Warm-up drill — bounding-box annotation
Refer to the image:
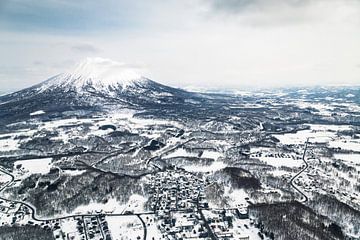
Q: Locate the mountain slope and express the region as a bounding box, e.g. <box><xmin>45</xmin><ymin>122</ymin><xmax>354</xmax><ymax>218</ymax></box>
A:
<box><xmin>0</xmin><ymin>58</ymin><xmax>202</xmax><ymax>124</ymax></box>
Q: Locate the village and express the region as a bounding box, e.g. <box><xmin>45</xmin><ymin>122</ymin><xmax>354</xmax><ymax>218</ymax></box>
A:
<box><xmin>147</xmin><ymin>167</ymin><xmax>264</xmax><ymax>240</ymax></box>
<box><xmin>0</xmin><ymin>165</ymin><xmax>265</xmax><ymax>240</ymax></box>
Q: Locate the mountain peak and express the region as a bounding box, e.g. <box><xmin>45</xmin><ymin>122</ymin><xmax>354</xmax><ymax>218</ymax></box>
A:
<box><xmin>70</xmin><ymin>57</ymin><xmax>143</xmax><ymax>85</ymax></box>
<box><xmin>41</xmin><ymin>58</ymin><xmax>147</xmax><ymax>92</ymax></box>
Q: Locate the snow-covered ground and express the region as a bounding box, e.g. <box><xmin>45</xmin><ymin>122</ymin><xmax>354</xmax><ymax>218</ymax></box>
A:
<box><xmin>165</xmin><ymin>148</ymin><xmax>198</xmax><ymax>158</ymax></box>
<box><xmin>334</xmin><ymin>153</ymin><xmax>360</xmax><ymax>164</ymax></box>
<box><xmin>143</xmin><ymin>214</ymin><xmax>163</xmax><ymax>240</ymax></box>
<box><xmin>295</xmin><ymin>102</ymin><xmax>335</xmax><ymax>117</ymax></box>
<box><xmin>62</xmin><ymin>169</ymin><xmax>87</xmax><ymax>176</ymax></box>
<box><xmin>274</xmin><ymin>124</ymin><xmax>359</xmax><ymax>152</ymax></box>
<box><xmin>201</xmin><ymin>150</ymin><xmax>222</xmax><ymax>160</ymax></box>
<box><xmin>225</xmin><ymin>188</ymin><xmax>250</xmax><ymax>208</ymax></box>
<box><xmin>183</xmin><ymin>161</ymin><xmax>227</xmax><ymax>173</ymax></box>
<box><xmin>0</xmin><ymin>135</ymin><xmax>20</xmax><ymax>151</ymax></box>
<box><xmin>329</xmin><ymin>139</ymin><xmax>360</xmax><ymax>152</ymax></box>
<box><xmin>250</xmin><ymin>147</ymin><xmax>302</xmax><ymax>168</ymax></box>
<box><xmin>72</xmin><ymin>194</ymin><xmax>147</xmax><ymax>215</ymax></box>
<box><xmin>106</xmin><ymin>215</ymin><xmax>144</xmax><ymax>240</ymax></box>
<box><xmin>257</xmin><ymin>155</ymin><xmax>302</xmax><ymax>168</ymax></box>
<box><xmin>30</xmin><ymin>110</ymin><xmax>45</xmax><ymax>116</ymax></box>
<box><xmin>14</xmin><ymin>158</ymin><xmax>52</xmax><ymax>177</ymax></box>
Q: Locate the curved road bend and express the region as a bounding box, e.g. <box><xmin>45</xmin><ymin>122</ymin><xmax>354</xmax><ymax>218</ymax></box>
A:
<box><xmin>145</xmin><ymin>137</ymin><xmax>197</xmax><ymax>167</ymax></box>
<box><xmin>136</xmin><ymin>214</ymin><xmax>147</xmax><ymax>240</ymax></box>
<box><xmin>290</xmin><ymin>137</ymin><xmax>309</xmax><ymax>203</ymax></box>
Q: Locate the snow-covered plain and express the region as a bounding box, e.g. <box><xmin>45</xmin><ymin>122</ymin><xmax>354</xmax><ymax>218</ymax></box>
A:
<box><xmin>14</xmin><ymin>158</ymin><xmax>52</xmax><ymax>176</ymax></box>
<box><xmin>72</xmin><ymin>194</ymin><xmax>147</xmax><ymax>215</ymax></box>
<box><xmin>334</xmin><ymin>153</ymin><xmax>360</xmax><ymax>164</ymax></box>
<box><xmin>274</xmin><ymin>124</ymin><xmax>356</xmax><ymax>147</ymax></box>
<box><xmin>30</xmin><ymin>110</ymin><xmax>45</xmax><ymax>116</ymax></box>
<box><xmin>183</xmin><ymin>161</ymin><xmax>227</xmax><ymax>173</ymax></box>
<box><xmin>106</xmin><ymin>215</ymin><xmax>144</xmax><ymax>240</ymax></box>
<box><xmin>258</xmin><ymin>155</ymin><xmax>302</xmax><ymax>167</ymax></box>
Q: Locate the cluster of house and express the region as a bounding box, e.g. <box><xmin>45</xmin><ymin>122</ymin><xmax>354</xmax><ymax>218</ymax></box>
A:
<box><xmin>203</xmin><ymin>209</ymin><xmax>251</xmax><ymax>239</ymax></box>
<box><xmin>148</xmin><ymin>168</ymin><xmax>208</xmax><ymax>212</ymax></box>
<box><xmin>0</xmin><ymin>201</ymin><xmax>24</xmax><ymax>226</ymax></box>
<box><xmin>295</xmin><ymin>163</ymin><xmax>359</xmax><ymax>205</ymax></box>
<box><xmin>53</xmin><ymin>215</ymin><xmax>112</xmax><ymax>240</ymax></box>
<box><xmin>148</xmin><ymin>168</ymin><xmax>210</xmax><ymax>238</ymax></box>
<box><xmin>147</xmin><ymin>168</ymin><xmax>254</xmax><ymax>239</ymax></box>
<box><xmin>250</xmin><ymin>151</ymin><xmax>301</xmax><ymax>160</ymax></box>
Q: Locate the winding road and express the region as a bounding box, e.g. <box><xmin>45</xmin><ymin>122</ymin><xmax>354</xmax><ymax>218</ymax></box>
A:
<box><xmin>289</xmin><ymin>138</ymin><xmax>309</xmax><ymax>203</ymax></box>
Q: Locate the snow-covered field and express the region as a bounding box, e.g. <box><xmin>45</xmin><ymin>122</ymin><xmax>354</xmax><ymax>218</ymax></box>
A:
<box><xmin>257</xmin><ymin>155</ymin><xmax>302</xmax><ymax>168</ymax></box>
<box><xmin>30</xmin><ymin>110</ymin><xmax>45</xmax><ymax>116</ymax></box>
<box><xmin>14</xmin><ymin>158</ymin><xmax>52</xmax><ymax>177</ymax></box>
<box><xmin>183</xmin><ymin>161</ymin><xmax>227</xmax><ymax>173</ymax></box>
<box><xmin>295</xmin><ymin>102</ymin><xmax>335</xmax><ymax>117</ymax></box>
<box><xmin>250</xmin><ymin>147</ymin><xmax>302</xmax><ymax>167</ymax></box>
<box><xmin>225</xmin><ymin>188</ymin><xmax>250</xmax><ymax>208</ymax></box>
<box><xmin>329</xmin><ymin>139</ymin><xmax>360</xmax><ymax>152</ymax></box>
<box><xmin>274</xmin><ymin>124</ymin><xmax>360</xmax><ymax>152</ymax></box>
<box><xmin>201</xmin><ymin>150</ymin><xmax>222</xmax><ymax>160</ymax></box>
<box><xmin>106</xmin><ymin>215</ymin><xmax>144</xmax><ymax>240</ymax></box>
<box><xmin>165</xmin><ymin>148</ymin><xmax>198</xmax><ymax>158</ymax></box>
<box><xmin>72</xmin><ymin>194</ymin><xmax>147</xmax><ymax>215</ymax></box>
<box><xmin>334</xmin><ymin>153</ymin><xmax>360</xmax><ymax>164</ymax></box>
<box><xmin>0</xmin><ymin>135</ymin><xmax>20</xmax><ymax>151</ymax></box>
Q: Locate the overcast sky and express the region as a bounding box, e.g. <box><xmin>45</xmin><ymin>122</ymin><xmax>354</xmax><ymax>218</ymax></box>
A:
<box><xmin>0</xmin><ymin>0</ymin><xmax>359</xmax><ymax>92</ymax></box>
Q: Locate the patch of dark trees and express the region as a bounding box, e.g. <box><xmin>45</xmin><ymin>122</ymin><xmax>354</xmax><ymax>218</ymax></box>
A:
<box><xmin>99</xmin><ymin>124</ymin><xmax>117</xmax><ymax>131</ymax></box>
<box><xmin>0</xmin><ymin>225</ymin><xmax>55</xmax><ymax>240</ymax></box>
<box><xmin>249</xmin><ymin>201</ymin><xmax>344</xmax><ymax>240</ymax></box>
<box><xmin>143</xmin><ymin>139</ymin><xmax>165</xmax><ymax>151</ymax></box>
<box><xmin>222</xmin><ymin>167</ymin><xmax>261</xmax><ymax>189</ymax></box>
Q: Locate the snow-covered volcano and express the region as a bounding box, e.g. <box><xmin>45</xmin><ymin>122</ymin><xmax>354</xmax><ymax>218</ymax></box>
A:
<box><xmin>40</xmin><ymin>58</ymin><xmax>148</xmax><ymax>93</ymax></box>
<box><xmin>0</xmin><ymin>58</ymin><xmax>201</xmax><ymax>124</ymax></box>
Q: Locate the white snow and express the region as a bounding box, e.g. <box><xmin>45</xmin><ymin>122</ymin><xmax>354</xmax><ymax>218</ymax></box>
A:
<box><xmin>334</xmin><ymin>153</ymin><xmax>360</xmax><ymax>164</ymax></box>
<box><xmin>62</xmin><ymin>169</ymin><xmax>87</xmax><ymax>176</ymax></box>
<box><xmin>106</xmin><ymin>215</ymin><xmax>144</xmax><ymax>240</ymax></box>
<box><xmin>165</xmin><ymin>148</ymin><xmax>198</xmax><ymax>158</ymax></box>
<box><xmin>73</xmin><ymin>198</ymin><xmax>124</xmax><ymax>214</ymax></box>
<box><xmin>295</xmin><ymin>102</ymin><xmax>335</xmax><ymax>116</ymax></box>
<box><xmin>183</xmin><ymin>161</ymin><xmax>227</xmax><ymax>172</ymax></box>
<box><xmin>0</xmin><ymin>170</ymin><xmax>12</xmax><ymax>185</ymax></box>
<box><xmin>251</xmin><ymin>147</ymin><xmax>301</xmax><ymax>167</ymax></box>
<box><xmin>14</xmin><ymin>158</ymin><xmax>52</xmax><ymax>176</ymax></box>
<box><xmin>41</xmin><ymin>57</ymin><xmax>147</xmax><ymax>92</ymax></box>
<box><xmin>225</xmin><ymin>188</ymin><xmax>250</xmax><ymax>208</ymax></box>
<box><xmin>0</xmin><ymin>135</ymin><xmax>20</xmax><ymax>151</ymax></box>
<box><xmin>72</xmin><ymin>194</ymin><xmax>147</xmax><ymax>215</ymax></box>
<box><xmin>144</xmin><ymin>214</ymin><xmax>163</xmax><ymax>239</ymax></box>
<box><xmin>30</xmin><ymin>110</ymin><xmax>45</xmax><ymax>116</ymax></box>
<box><xmin>258</xmin><ymin>155</ymin><xmax>302</xmax><ymax>167</ymax></box>
<box><xmin>271</xmin><ymin>169</ymin><xmax>292</xmax><ymax>177</ymax></box>
<box><xmin>329</xmin><ymin>139</ymin><xmax>360</xmax><ymax>151</ymax></box>
<box><xmin>201</xmin><ymin>150</ymin><xmax>222</xmax><ymax>160</ymax></box>
<box><xmin>273</xmin><ymin>124</ymin><xmax>353</xmax><ymax>145</ymax></box>
<box><xmin>309</xmin><ymin>124</ymin><xmax>352</xmax><ymax>132</ymax></box>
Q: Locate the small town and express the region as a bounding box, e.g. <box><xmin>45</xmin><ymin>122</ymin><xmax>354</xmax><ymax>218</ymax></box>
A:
<box><xmin>0</xmin><ymin>166</ymin><xmax>265</xmax><ymax>240</ymax></box>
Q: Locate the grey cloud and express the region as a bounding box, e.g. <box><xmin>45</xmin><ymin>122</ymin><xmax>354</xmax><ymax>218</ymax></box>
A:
<box><xmin>204</xmin><ymin>0</ymin><xmax>349</xmax><ymax>27</ymax></box>
<box><xmin>72</xmin><ymin>43</ymin><xmax>100</xmax><ymax>53</ymax></box>
<box><xmin>208</xmin><ymin>0</ymin><xmax>311</xmax><ymax>13</ymax></box>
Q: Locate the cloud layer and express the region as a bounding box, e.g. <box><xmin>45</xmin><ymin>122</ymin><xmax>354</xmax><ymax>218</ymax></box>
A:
<box><xmin>0</xmin><ymin>0</ymin><xmax>359</xmax><ymax>91</ymax></box>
